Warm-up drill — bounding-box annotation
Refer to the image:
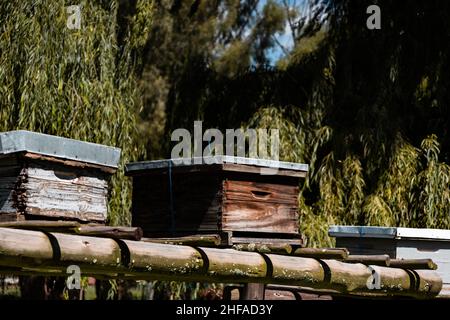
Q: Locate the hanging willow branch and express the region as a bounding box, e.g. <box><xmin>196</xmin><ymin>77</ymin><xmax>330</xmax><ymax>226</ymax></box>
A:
<box><xmin>0</xmin><ymin>0</ymin><xmax>154</xmax><ymax>226</ymax></box>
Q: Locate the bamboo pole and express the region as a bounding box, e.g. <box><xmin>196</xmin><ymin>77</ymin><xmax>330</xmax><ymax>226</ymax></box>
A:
<box><xmin>389</xmin><ymin>259</ymin><xmax>437</xmax><ymax>270</ymax></box>
<box><xmin>198</xmin><ymin>247</ymin><xmax>267</xmax><ymax>281</ymax></box>
<box><xmin>0</xmin><ymin>227</ymin><xmax>122</xmax><ymax>269</ymax></box>
<box><xmin>0</xmin><ymin>227</ymin><xmax>442</xmax><ymax>298</ymax></box>
<box><xmin>124</xmin><ymin>240</ymin><xmax>204</xmax><ymax>275</ymax></box>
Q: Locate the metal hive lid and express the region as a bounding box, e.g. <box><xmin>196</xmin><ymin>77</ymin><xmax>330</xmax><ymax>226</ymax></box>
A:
<box><xmin>126</xmin><ymin>156</ymin><xmax>309</xmax><ymax>173</ymax></box>
<box><xmin>0</xmin><ymin>130</ymin><xmax>121</xmax><ymax>168</ymax></box>
<box><xmin>328</xmin><ymin>225</ymin><xmax>397</xmax><ymax>239</ymax></box>
<box><xmin>329</xmin><ymin>225</ymin><xmax>450</xmax><ymax>241</ymax></box>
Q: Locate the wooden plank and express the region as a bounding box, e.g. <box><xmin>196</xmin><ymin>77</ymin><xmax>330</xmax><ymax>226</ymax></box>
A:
<box><xmin>126</xmin><ymin>163</ymin><xmax>223</xmax><ymax>176</ymax></box>
<box><xmin>24</xmin><ymin>165</ymin><xmax>107</xmax><ymax>222</ymax></box>
<box><xmin>222</xmin><ymin>163</ymin><xmax>307</xmax><ymax>178</ymax></box>
<box><xmin>25</xmin><ymin>208</ymin><xmax>105</xmax><ymax>223</ymax></box>
<box><xmin>231</xmin><ymin>235</ymin><xmax>303</xmax><ymax>246</ymax></box>
<box><xmin>222</xmin><ymin>179</ymin><xmax>299</xmax><ymax>234</ymax></box>
<box><xmin>293</xmin><ymin>248</ymin><xmax>349</xmax><ymax>259</ymax></box>
<box><xmin>222</xmin><ymin>202</ymin><xmax>298</xmax><ymax>234</ymax></box>
<box><xmin>76</xmin><ymin>226</ymin><xmax>143</xmax><ymax>241</ymax></box>
<box><xmin>0</xmin><ymin>213</ymin><xmax>23</xmax><ymax>222</ymax></box>
<box><xmin>345</xmin><ymin>255</ymin><xmax>390</xmax><ymax>266</ymax></box>
<box><xmin>0</xmin><ymin>175</ymin><xmax>21</xmax><ymax>217</ymax></box>
<box><xmin>141</xmin><ymin>234</ymin><xmax>222</xmax><ymax>246</ymax></box>
<box><xmin>0</xmin><ymin>221</ymin><xmax>142</xmax><ymax>240</ymax></box>
<box><xmin>232</xmin><ymin>243</ymin><xmax>293</xmax><ymax>254</ymax></box>
<box><xmin>24</xmin><ymin>152</ymin><xmax>117</xmax><ymax>174</ymax></box>
<box><xmin>389</xmin><ymin>259</ymin><xmax>437</xmax><ymax>270</ymax></box>
<box><xmin>0</xmin><ymin>220</ymin><xmax>81</xmax><ymax>230</ymax></box>
<box><xmin>223</xmin><ymin>180</ymin><xmax>299</xmax><ymax>203</ymax></box>
<box><xmin>241</xmin><ymin>283</ymin><xmax>265</xmax><ymax>300</ymax></box>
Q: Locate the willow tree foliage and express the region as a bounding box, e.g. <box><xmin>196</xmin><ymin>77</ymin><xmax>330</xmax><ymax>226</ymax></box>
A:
<box><xmin>135</xmin><ymin>0</ymin><xmax>287</xmax><ymax>158</ymax></box>
<box><xmin>134</xmin><ymin>0</ymin><xmax>450</xmax><ymax>247</ymax></box>
<box><xmin>0</xmin><ymin>0</ymin><xmax>153</xmax><ymax>225</ymax></box>
<box><xmin>245</xmin><ymin>0</ymin><xmax>450</xmax><ymax>246</ymax></box>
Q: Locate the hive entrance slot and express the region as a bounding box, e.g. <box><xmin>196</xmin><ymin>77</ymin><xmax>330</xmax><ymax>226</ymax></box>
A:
<box><xmin>251</xmin><ymin>190</ymin><xmax>271</xmax><ymax>199</ymax></box>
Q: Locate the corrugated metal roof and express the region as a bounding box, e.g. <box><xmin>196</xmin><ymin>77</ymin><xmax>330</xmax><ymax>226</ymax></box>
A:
<box><xmin>0</xmin><ymin>130</ymin><xmax>121</xmax><ymax>168</ymax></box>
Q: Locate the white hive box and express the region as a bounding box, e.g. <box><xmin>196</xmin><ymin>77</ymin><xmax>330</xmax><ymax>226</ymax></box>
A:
<box><xmin>0</xmin><ymin>131</ymin><xmax>121</xmax><ymax>223</ymax></box>
<box><xmin>329</xmin><ymin>225</ymin><xmax>450</xmax><ymax>294</ymax></box>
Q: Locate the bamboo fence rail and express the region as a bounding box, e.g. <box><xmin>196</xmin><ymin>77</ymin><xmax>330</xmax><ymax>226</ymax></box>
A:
<box><xmin>0</xmin><ymin>227</ymin><xmax>442</xmax><ymax>299</ymax></box>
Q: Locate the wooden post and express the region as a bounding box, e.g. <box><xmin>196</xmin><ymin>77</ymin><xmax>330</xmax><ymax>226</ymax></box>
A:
<box><xmin>242</xmin><ymin>283</ymin><xmax>265</xmax><ymax>300</ymax></box>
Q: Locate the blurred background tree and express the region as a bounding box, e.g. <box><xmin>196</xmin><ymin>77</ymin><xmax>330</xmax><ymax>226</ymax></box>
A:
<box><xmin>0</xmin><ymin>0</ymin><xmax>153</xmax><ymax>225</ymax></box>
<box><xmin>272</xmin><ymin>0</ymin><xmax>450</xmax><ymax>245</ymax></box>
<box><xmin>136</xmin><ymin>0</ymin><xmax>287</xmax><ymax>158</ymax></box>
<box><xmin>135</xmin><ymin>0</ymin><xmax>450</xmax><ymax>246</ymax></box>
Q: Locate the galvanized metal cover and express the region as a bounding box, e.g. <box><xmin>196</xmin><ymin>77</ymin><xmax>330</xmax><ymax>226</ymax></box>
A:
<box><xmin>0</xmin><ymin>130</ymin><xmax>121</xmax><ymax>168</ymax></box>
<box><xmin>329</xmin><ymin>225</ymin><xmax>450</xmax><ymax>241</ymax></box>
<box><xmin>125</xmin><ymin>156</ymin><xmax>309</xmax><ymax>173</ymax></box>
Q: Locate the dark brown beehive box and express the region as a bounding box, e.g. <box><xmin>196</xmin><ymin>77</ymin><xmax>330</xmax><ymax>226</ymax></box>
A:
<box><xmin>0</xmin><ymin>131</ymin><xmax>121</xmax><ymax>223</ymax></box>
<box><xmin>126</xmin><ymin>156</ymin><xmax>308</xmax><ymax>245</ymax></box>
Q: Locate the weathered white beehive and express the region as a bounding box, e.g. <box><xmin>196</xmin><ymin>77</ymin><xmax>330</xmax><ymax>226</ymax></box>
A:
<box><xmin>329</xmin><ymin>225</ymin><xmax>450</xmax><ymax>294</ymax></box>
<box><xmin>0</xmin><ymin>131</ymin><xmax>120</xmax><ymax>223</ymax></box>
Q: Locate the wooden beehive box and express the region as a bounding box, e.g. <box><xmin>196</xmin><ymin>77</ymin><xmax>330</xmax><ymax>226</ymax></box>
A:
<box><xmin>0</xmin><ymin>131</ymin><xmax>121</xmax><ymax>223</ymax></box>
<box><xmin>329</xmin><ymin>225</ymin><xmax>450</xmax><ymax>294</ymax></box>
<box><xmin>126</xmin><ymin>156</ymin><xmax>308</xmax><ymax>245</ymax></box>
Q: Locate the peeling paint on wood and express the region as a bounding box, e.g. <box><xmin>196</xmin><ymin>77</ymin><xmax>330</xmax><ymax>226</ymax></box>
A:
<box><xmin>0</xmin><ymin>154</ymin><xmax>113</xmax><ymax>223</ymax></box>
